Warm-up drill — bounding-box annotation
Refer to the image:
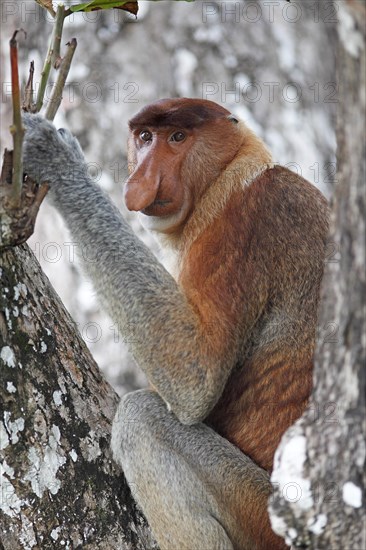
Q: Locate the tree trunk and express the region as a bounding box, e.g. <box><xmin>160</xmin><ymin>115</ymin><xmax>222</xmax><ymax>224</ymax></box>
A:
<box><xmin>269</xmin><ymin>1</ymin><xmax>365</xmax><ymax>548</ymax></box>
<box><xmin>0</xmin><ymin>244</ymin><xmax>157</xmax><ymax>549</ymax></box>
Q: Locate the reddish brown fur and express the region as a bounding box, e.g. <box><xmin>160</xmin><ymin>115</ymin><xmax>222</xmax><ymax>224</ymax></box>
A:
<box><xmin>189</xmin><ymin>167</ymin><xmax>328</xmax><ymax>471</ymax></box>
<box><xmin>129</xmin><ymin>97</ymin><xmax>232</xmax><ymax>130</ymax></box>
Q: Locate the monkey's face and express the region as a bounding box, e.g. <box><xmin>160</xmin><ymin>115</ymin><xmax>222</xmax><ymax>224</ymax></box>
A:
<box><xmin>124</xmin><ymin>98</ymin><xmax>243</xmax><ymax>235</ymax></box>
<box><xmin>125</xmin><ymin>127</ymin><xmax>195</xmax><ymax>234</ymax></box>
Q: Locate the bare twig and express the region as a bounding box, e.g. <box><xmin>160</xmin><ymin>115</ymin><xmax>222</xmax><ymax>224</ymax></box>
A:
<box><xmin>50</xmin><ymin>8</ymin><xmax>65</xmax><ymax>69</ymax></box>
<box><xmin>1</xmin><ymin>3</ymin><xmax>79</xmax><ymax>249</ymax></box>
<box><xmin>9</xmin><ymin>29</ymin><xmax>26</xmax><ymax>208</ymax></box>
<box><xmin>24</xmin><ymin>182</ymin><xmax>50</xmax><ymax>228</ymax></box>
<box><xmin>36</xmin><ymin>4</ymin><xmax>66</xmax><ymax>112</ymax></box>
<box><xmin>45</xmin><ymin>38</ymin><xmax>77</xmax><ymax>121</ymax></box>
<box><xmin>35</xmin><ymin>0</ymin><xmax>56</xmax><ymax>18</ymax></box>
<box><xmin>23</xmin><ymin>61</ymin><xmax>35</xmax><ymax>112</ymax></box>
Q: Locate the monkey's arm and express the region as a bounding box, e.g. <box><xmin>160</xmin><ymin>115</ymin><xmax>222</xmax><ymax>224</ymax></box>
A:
<box><xmin>21</xmin><ymin>115</ymin><xmax>260</xmax><ymax>423</ymax></box>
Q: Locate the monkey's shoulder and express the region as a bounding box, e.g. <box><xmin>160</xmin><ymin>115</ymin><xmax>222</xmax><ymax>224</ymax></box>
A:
<box><xmin>247</xmin><ymin>165</ymin><xmax>330</xmax><ymax>237</ymax></box>
<box><xmin>256</xmin><ymin>165</ymin><xmax>328</xmax><ymax>210</ymax></box>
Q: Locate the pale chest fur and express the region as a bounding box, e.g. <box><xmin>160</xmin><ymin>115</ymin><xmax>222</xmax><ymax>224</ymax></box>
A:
<box><xmin>159</xmin><ymin>246</ymin><xmax>181</xmax><ymax>281</ymax></box>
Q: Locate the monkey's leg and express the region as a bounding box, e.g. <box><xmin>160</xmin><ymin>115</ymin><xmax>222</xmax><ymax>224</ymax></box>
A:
<box><xmin>111</xmin><ymin>389</ymin><xmax>285</xmax><ymax>550</ymax></box>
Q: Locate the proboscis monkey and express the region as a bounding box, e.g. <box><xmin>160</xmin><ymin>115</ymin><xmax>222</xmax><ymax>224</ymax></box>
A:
<box><xmin>22</xmin><ymin>98</ymin><xmax>329</xmax><ymax>550</ymax></box>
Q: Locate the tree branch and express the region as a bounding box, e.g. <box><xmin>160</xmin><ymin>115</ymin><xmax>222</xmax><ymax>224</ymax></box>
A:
<box><xmin>36</xmin><ymin>4</ymin><xmax>66</xmax><ymax>112</ymax></box>
<box><xmin>45</xmin><ymin>38</ymin><xmax>77</xmax><ymax>121</ymax></box>
<box><xmin>9</xmin><ymin>30</ymin><xmax>25</xmax><ymax>208</ymax></box>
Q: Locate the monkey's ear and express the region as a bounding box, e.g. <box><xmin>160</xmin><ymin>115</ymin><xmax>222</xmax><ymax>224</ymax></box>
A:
<box><xmin>227</xmin><ymin>115</ymin><xmax>239</xmax><ymax>124</ymax></box>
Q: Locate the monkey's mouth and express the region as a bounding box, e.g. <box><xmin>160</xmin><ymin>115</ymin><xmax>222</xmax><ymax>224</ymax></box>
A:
<box><xmin>141</xmin><ymin>199</ymin><xmax>173</xmax><ymax>216</ymax></box>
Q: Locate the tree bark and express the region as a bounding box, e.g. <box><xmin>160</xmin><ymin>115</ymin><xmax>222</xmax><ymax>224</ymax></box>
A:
<box><xmin>0</xmin><ymin>244</ymin><xmax>157</xmax><ymax>549</ymax></box>
<box><xmin>269</xmin><ymin>1</ymin><xmax>365</xmax><ymax>548</ymax></box>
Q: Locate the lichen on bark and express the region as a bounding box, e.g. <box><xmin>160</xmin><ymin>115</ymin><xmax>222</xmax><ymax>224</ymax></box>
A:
<box><xmin>0</xmin><ymin>244</ymin><xmax>157</xmax><ymax>549</ymax></box>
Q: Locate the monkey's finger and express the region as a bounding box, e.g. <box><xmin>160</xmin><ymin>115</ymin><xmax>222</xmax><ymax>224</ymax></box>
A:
<box><xmin>58</xmin><ymin>127</ymin><xmax>75</xmax><ymax>144</ymax></box>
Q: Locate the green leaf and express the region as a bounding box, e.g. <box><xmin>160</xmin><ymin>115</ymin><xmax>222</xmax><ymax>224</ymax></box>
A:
<box><xmin>69</xmin><ymin>1</ymin><xmax>138</xmax><ymax>14</ymax></box>
<box><xmin>68</xmin><ymin>0</ymin><xmax>194</xmax><ymax>14</ymax></box>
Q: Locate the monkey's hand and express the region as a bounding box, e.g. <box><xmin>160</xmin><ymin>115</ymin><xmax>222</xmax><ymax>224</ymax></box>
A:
<box><xmin>22</xmin><ymin>113</ymin><xmax>87</xmax><ymax>191</ymax></box>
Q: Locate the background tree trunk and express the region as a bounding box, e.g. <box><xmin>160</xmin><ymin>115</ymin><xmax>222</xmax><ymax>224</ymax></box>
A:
<box><xmin>269</xmin><ymin>1</ymin><xmax>365</xmax><ymax>548</ymax></box>
<box><xmin>0</xmin><ymin>245</ymin><xmax>157</xmax><ymax>549</ymax></box>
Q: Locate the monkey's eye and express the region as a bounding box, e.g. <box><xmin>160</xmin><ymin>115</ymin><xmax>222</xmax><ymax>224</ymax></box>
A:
<box><xmin>170</xmin><ymin>131</ymin><xmax>186</xmax><ymax>143</ymax></box>
<box><xmin>140</xmin><ymin>130</ymin><xmax>152</xmax><ymax>142</ymax></box>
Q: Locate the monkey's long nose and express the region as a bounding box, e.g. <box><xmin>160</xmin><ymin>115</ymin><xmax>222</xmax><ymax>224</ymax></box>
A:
<box><xmin>124</xmin><ymin>172</ymin><xmax>160</xmax><ymax>211</ymax></box>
